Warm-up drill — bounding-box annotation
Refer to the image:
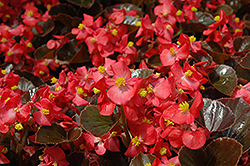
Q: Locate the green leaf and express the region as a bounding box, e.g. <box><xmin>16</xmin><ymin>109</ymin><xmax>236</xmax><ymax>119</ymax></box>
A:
<box><xmin>35</xmin><ymin>123</ymin><xmax>81</xmax><ymax>144</ymax></box>
<box><xmin>205</xmin><ymin>137</ymin><xmax>242</xmax><ymax>166</ymax></box>
<box><xmin>80</xmin><ymin>105</ymin><xmax>120</xmax><ymax>137</ymax></box>
<box><xmin>178</xmin><ymin>146</ymin><xmax>207</xmax><ymax>166</ymax></box>
<box><xmin>197</xmin><ymin>98</ymin><xmax>235</xmax><ymax>133</ymax></box>
<box><xmin>66</xmin><ymin>0</ymin><xmax>94</xmax><ymax>8</ymax></box>
<box><xmin>219</xmin><ymin>97</ymin><xmax>250</xmax><ymax>152</ymax></box>
<box><xmin>131</xmin><ymin>69</ymin><xmax>154</xmax><ymax>78</ymax></box>
<box><xmin>208</xmin><ymin>64</ymin><xmax>237</xmax><ymax>96</ymax></box>
<box><xmin>129</xmin><ymin>153</ymin><xmax>155</xmax><ymax>166</ymax></box>
<box><xmin>36</xmin><ymin>123</ymin><xmax>67</xmax><ymax>144</ymax></box>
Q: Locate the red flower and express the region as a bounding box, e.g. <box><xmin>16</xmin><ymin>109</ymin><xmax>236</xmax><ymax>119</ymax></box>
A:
<box><xmin>21</xmin><ymin>3</ymin><xmax>41</xmax><ymax>27</ymax></box>
<box><xmin>4</xmin><ymin>43</ymin><xmax>24</xmax><ymax>64</ymax></box>
<box><xmin>106</xmin><ymin>61</ymin><xmax>138</xmax><ymax>105</ymax></box>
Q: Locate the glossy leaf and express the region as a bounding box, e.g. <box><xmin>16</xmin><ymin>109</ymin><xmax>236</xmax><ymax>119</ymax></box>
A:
<box><xmin>66</xmin><ymin>0</ymin><xmax>94</xmax><ymax>8</ymax></box>
<box><xmin>55</xmin><ymin>39</ymin><xmax>81</xmax><ymax>65</ymax></box>
<box><xmin>18</xmin><ymin>77</ymin><xmax>35</xmax><ymax>92</ymax></box>
<box><xmin>180</xmin><ymin>22</ymin><xmax>207</xmax><ymax>33</ymax></box>
<box><xmin>219</xmin><ymin>97</ymin><xmax>250</xmax><ymax>152</ymax></box>
<box><xmin>243</xmin><ymin>13</ymin><xmax>250</xmax><ymax>30</ymax></box>
<box><xmin>178</xmin><ymin>146</ymin><xmax>206</xmax><ymax>166</ymax></box>
<box><xmin>214</xmin><ymin>4</ymin><xmax>233</xmax><ymax>16</ymax></box>
<box><xmin>195</xmin><ymin>11</ymin><xmax>215</xmax><ymax>26</ymax></box>
<box><xmin>53</xmin><ymin>13</ymin><xmax>82</xmax><ymax>30</ymax></box>
<box><xmin>205</xmin><ymin>137</ymin><xmax>242</xmax><ymax>166</ymax></box>
<box><xmin>236</xmin><ymin>63</ymin><xmax>250</xmax><ymax>81</ymax></box>
<box><xmin>49</xmin><ymin>4</ymin><xmax>77</xmax><ymax>17</ymax></box>
<box><xmin>239</xmin><ymin>52</ymin><xmax>250</xmax><ymax>70</ymax></box>
<box><xmin>105</xmin><ymin>3</ymin><xmax>143</xmax><ymax>17</ymax></box>
<box><xmin>233</xmin><ymin>36</ymin><xmax>250</xmax><ymax>53</ymax></box>
<box><xmin>36</xmin><ymin>123</ymin><xmax>81</xmax><ymax>144</ymax></box>
<box><xmin>202</xmin><ymin>41</ymin><xmax>231</xmax><ymax>64</ymax></box>
<box><xmin>67</xmin><ymin>152</ymin><xmax>89</xmax><ymax>166</ymax></box>
<box><xmin>197</xmin><ymin>98</ymin><xmax>235</xmax><ymax>133</ymax></box>
<box><xmin>34</xmin><ymin>44</ymin><xmax>55</xmax><ymax>60</ymax></box>
<box><xmin>80</xmin><ymin>105</ymin><xmax>120</xmax><ymax>137</ymax></box>
<box><xmin>14</xmin><ymin>70</ymin><xmax>44</xmax><ymax>87</ymax></box>
<box><xmin>36</xmin><ymin>123</ymin><xmax>67</xmax><ymax>144</ymax></box>
<box><xmin>130</xmin><ymin>153</ymin><xmax>155</xmax><ymax>166</ymax></box>
<box><xmin>131</xmin><ymin>69</ymin><xmax>153</xmax><ymax>78</ymax></box>
<box><xmin>208</xmin><ymin>64</ymin><xmax>237</xmax><ymax>96</ymax></box>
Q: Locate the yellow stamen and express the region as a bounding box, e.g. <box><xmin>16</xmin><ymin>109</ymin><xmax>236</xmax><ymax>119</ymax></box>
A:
<box><xmin>168</xmin><ymin>163</ymin><xmax>175</xmax><ymax>166</ymax></box>
<box><xmin>15</xmin><ymin>123</ymin><xmax>24</xmax><ymax>131</ymax></box>
<box><xmin>169</xmin><ymin>47</ymin><xmax>175</xmax><ymax>55</ymax></box>
<box><xmin>238</xmin><ymin>84</ymin><xmax>242</xmax><ymax>89</ymax></box>
<box><xmin>176</xmin><ymin>10</ymin><xmax>182</xmax><ymax>16</ymax></box>
<box><xmin>46</xmin><ymin>4</ymin><xmax>51</xmax><ymax>10</ymax></box>
<box><xmin>135</xmin><ymin>21</ymin><xmax>141</xmax><ymax>27</ymax></box>
<box><xmin>1</xmin><ymin>70</ymin><xmax>7</xmax><ymax>75</ymax></box>
<box><xmin>127</xmin><ymin>41</ymin><xmax>134</xmax><ymax>47</ymax></box>
<box><xmin>189</xmin><ymin>35</ymin><xmax>196</xmax><ymax>43</ymax></box>
<box><xmin>42</xmin><ymin>109</ymin><xmax>50</xmax><ymax>115</ymax></box>
<box><xmin>179</xmin><ymin>101</ymin><xmax>189</xmax><ymax>113</ymax></box>
<box><xmin>214</xmin><ymin>16</ymin><xmax>220</xmax><ymax>22</ymax></box>
<box><xmin>77</xmin><ymin>88</ymin><xmax>84</xmax><ymax>95</ymax></box>
<box><xmin>51</xmin><ymin>77</ymin><xmax>57</xmax><ymax>84</ymax></box>
<box><xmin>27</xmin><ymin>11</ymin><xmax>33</xmax><ymax>16</ymax></box>
<box><xmin>1</xmin><ymin>38</ymin><xmax>6</xmax><ymax>43</ymax></box>
<box><xmin>159</xmin><ymin>147</ymin><xmax>167</xmax><ymax>155</ymax></box>
<box><xmin>91</xmin><ymin>38</ymin><xmax>96</xmax><ymax>43</ymax></box>
<box><xmin>191</xmin><ymin>6</ymin><xmax>198</xmax><ymax>12</ymax></box>
<box><xmin>155</xmin><ymin>72</ymin><xmax>161</xmax><ymax>77</ymax></box>
<box><xmin>110</xmin><ymin>131</ymin><xmax>117</xmax><ymax>137</ymax></box>
<box><xmin>49</xmin><ymin>93</ymin><xmax>55</xmax><ymax>99</ymax></box>
<box><xmin>178</xmin><ymin>88</ymin><xmax>184</xmax><ymax>94</ymax></box>
<box><xmin>1</xmin><ymin>147</ymin><xmax>8</xmax><ymax>154</ymax></box>
<box><xmin>147</xmin><ymin>84</ymin><xmax>153</xmax><ymax>93</ymax></box>
<box><xmin>152</xmin><ymin>23</ymin><xmax>155</xmax><ymax>26</ymax></box>
<box><xmin>112</xmin><ymin>29</ymin><xmax>118</xmax><ymax>36</ymax></box>
<box><xmin>163</xmin><ymin>13</ymin><xmax>167</xmax><ymax>17</ymax></box>
<box><xmin>166</xmin><ymin>24</ymin><xmax>171</xmax><ymax>29</ymax></box>
<box><xmin>27</xmin><ymin>42</ymin><xmax>33</xmax><ymax>48</ymax></box>
<box><xmin>98</xmin><ymin>66</ymin><xmax>105</xmax><ymax>73</ymax></box>
<box><xmin>14</xmin><ymin>108</ymin><xmax>19</xmax><ymax>112</ymax></box>
<box><xmin>235</xmin><ymin>29</ymin><xmax>242</xmax><ymax>33</ymax></box>
<box><xmin>98</xmin><ymin>137</ymin><xmax>102</xmax><ymax>141</ymax></box>
<box><xmin>184</xmin><ymin>70</ymin><xmax>193</xmax><ymax>77</ymax></box>
<box><xmin>164</xmin><ymin>119</ymin><xmax>174</xmax><ymax>126</ymax></box>
<box><xmin>44</xmin><ymin>61</ymin><xmax>49</xmax><ymax>66</ymax></box>
<box><xmin>78</xmin><ymin>23</ymin><xmax>85</xmax><ymax>30</ymax></box>
<box><xmin>131</xmin><ymin>136</ymin><xmax>143</xmax><ymax>146</ymax></box>
<box><xmin>177</xmin><ymin>41</ymin><xmax>181</xmax><ymax>45</ymax></box>
<box><xmin>7</xmin><ymin>51</ymin><xmax>12</xmax><ymax>56</ymax></box>
<box><xmin>11</xmin><ymin>85</ymin><xmax>18</xmax><ymax>90</ymax></box>
<box><xmin>39</xmin><ymin>155</ymin><xmax>43</xmax><ymax>161</ymax></box>
<box><xmin>6</xmin><ymin>14</ymin><xmax>10</xmax><ymax>18</ymax></box>
<box><xmin>142</xmin><ymin>117</ymin><xmax>153</xmax><ymax>124</ymax></box>
<box><xmin>93</xmin><ymin>87</ymin><xmax>101</xmax><ymax>94</ymax></box>
<box><xmin>115</xmin><ymin>77</ymin><xmax>127</xmax><ymax>87</ymax></box>
<box><xmin>0</xmin><ymin>2</ymin><xmax>4</xmax><ymax>7</ymax></box>
<box><xmin>144</xmin><ymin>163</ymin><xmax>151</xmax><ymax>166</ymax></box>
<box><xmin>234</xmin><ymin>17</ymin><xmax>240</xmax><ymax>23</ymax></box>
<box><xmin>200</xmin><ymin>85</ymin><xmax>205</xmax><ymax>90</ymax></box>
<box><xmin>56</xmin><ymin>86</ymin><xmax>62</xmax><ymax>91</ymax></box>
<box><xmin>52</xmin><ymin>162</ymin><xmax>57</xmax><ymax>166</ymax></box>
<box><xmin>138</xmin><ymin>88</ymin><xmax>147</xmax><ymax>97</ymax></box>
<box><xmin>39</xmin><ymin>70</ymin><xmax>45</xmax><ymax>75</ymax></box>
<box><xmin>5</xmin><ymin>97</ymin><xmax>10</xmax><ymax>103</ymax></box>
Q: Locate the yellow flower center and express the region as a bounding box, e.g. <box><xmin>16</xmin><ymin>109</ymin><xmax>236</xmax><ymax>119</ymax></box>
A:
<box><xmin>78</xmin><ymin>23</ymin><xmax>85</xmax><ymax>29</ymax></box>
<box><xmin>49</xmin><ymin>93</ymin><xmax>55</xmax><ymax>99</ymax></box>
<box><xmin>200</xmin><ymin>85</ymin><xmax>205</xmax><ymax>90</ymax></box>
<box><xmin>39</xmin><ymin>155</ymin><xmax>43</xmax><ymax>161</ymax></box>
<box><xmin>178</xmin><ymin>88</ymin><xmax>184</xmax><ymax>94</ymax></box>
<box><xmin>42</xmin><ymin>109</ymin><xmax>50</xmax><ymax>115</ymax></box>
<box><xmin>214</xmin><ymin>16</ymin><xmax>220</xmax><ymax>22</ymax></box>
<box><xmin>51</xmin><ymin>77</ymin><xmax>57</xmax><ymax>84</ymax></box>
<box><xmin>115</xmin><ymin>77</ymin><xmax>127</xmax><ymax>87</ymax></box>
<box><xmin>91</xmin><ymin>38</ymin><xmax>96</xmax><ymax>43</ymax></box>
<box><xmin>39</xmin><ymin>70</ymin><xmax>45</xmax><ymax>75</ymax></box>
<box><xmin>52</xmin><ymin>162</ymin><xmax>57</xmax><ymax>166</ymax></box>
<box><xmin>138</xmin><ymin>88</ymin><xmax>147</xmax><ymax>97</ymax></box>
<box><xmin>79</xmin><ymin>144</ymin><xmax>85</xmax><ymax>150</ymax></box>
<box><xmin>27</xmin><ymin>42</ymin><xmax>33</xmax><ymax>48</ymax></box>
<box><xmin>77</xmin><ymin>88</ymin><xmax>87</xmax><ymax>96</ymax></box>
<box><xmin>164</xmin><ymin>119</ymin><xmax>174</xmax><ymax>127</ymax></box>
<box><xmin>184</xmin><ymin>70</ymin><xmax>193</xmax><ymax>77</ymax></box>
<box><xmin>191</xmin><ymin>6</ymin><xmax>198</xmax><ymax>12</ymax></box>
<box><xmin>5</xmin><ymin>97</ymin><xmax>10</xmax><ymax>103</ymax></box>
<box><xmin>44</xmin><ymin>61</ymin><xmax>49</xmax><ymax>66</ymax></box>
<box><xmin>5</xmin><ymin>14</ymin><xmax>10</xmax><ymax>18</ymax></box>
<box><xmin>162</xmin><ymin>13</ymin><xmax>167</xmax><ymax>17</ymax></box>
<box><xmin>131</xmin><ymin>136</ymin><xmax>143</xmax><ymax>146</ymax></box>
<box><xmin>112</xmin><ymin>29</ymin><xmax>118</xmax><ymax>36</ymax></box>
<box><xmin>235</xmin><ymin>29</ymin><xmax>242</xmax><ymax>33</ymax></box>
<box><xmin>166</xmin><ymin>24</ymin><xmax>171</xmax><ymax>29</ymax></box>
<box><xmin>142</xmin><ymin>117</ymin><xmax>153</xmax><ymax>124</ymax></box>
<box><xmin>144</xmin><ymin>163</ymin><xmax>151</xmax><ymax>166</ymax></box>
<box><xmin>14</xmin><ymin>108</ymin><xmax>19</xmax><ymax>112</ymax></box>
<box><xmin>234</xmin><ymin>17</ymin><xmax>240</xmax><ymax>23</ymax></box>
<box><xmin>1</xmin><ymin>70</ymin><xmax>7</xmax><ymax>75</ymax></box>
<box><xmin>169</xmin><ymin>47</ymin><xmax>175</xmax><ymax>55</ymax></box>
<box><xmin>11</xmin><ymin>85</ymin><xmax>18</xmax><ymax>90</ymax></box>
<box><xmin>147</xmin><ymin>84</ymin><xmax>153</xmax><ymax>93</ymax></box>
<box><xmin>0</xmin><ymin>2</ymin><xmax>4</xmax><ymax>7</ymax></box>
<box><xmin>1</xmin><ymin>38</ymin><xmax>6</xmax><ymax>43</ymax></box>
<box><xmin>46</xmin><ymin>4</ymin><xmax>51</xmax><ymax>10</ymax></box>
<box><xmin>176</xmin><ymin>10</ymin><xmax>182</xmax><ymax>16</ymax></box>
<box><xmin>15</xmin><ymin>123</ymin><xmax>24</xmax><ymax>131</ymax></box>
<box><xmin>93</xmin><ymin>87</ymin><xmax>101</xmax><ymax>94</ymax></box>
<box><xmin>189</xmin><ymin>35</ymin><xmax>196</xmax><ymax>43</ymax></box>
<box><xmin>179</xmin><ymin>101</ymin><xmax>189</xmax><ymax>113</ymax></box>
<box><xmin>135</xmin><ymin>21</ymin><xmax>141</xmax><ymax>27</ymax></box>
<box><xmin>159</xmin><ymin>147</ymin><xmax>167</xmax><ymax>155</ymax></box>
<box><xmin>127</xmin><ymin>41</ymin><xmax>134</xmax><ymax>47</ymax></box>
<box><xmin>56</xmin><ymin>86</ymin><xmax>62</xmax><ymax>91</ymax></box>
<box><xmin>1</xmin><ymin>147</ymin><xmax>8</xmax><ymax>154</ymax></box>
<box><xmin>27</xmin><ymin>11</ymin><xmax>33</xmax><ymax>16</ymax></box>
<box><xmin>168</xmin><ymin>163</ymin><xmax>175</xmax><ymax>166</ymax></box>
<box><xmin>110</xmin><ymin>131</ymin><xmax>117</xmax><ymax>137</ymax></box>
<box><xmin>98</xmin><ymin>66</ymin><xmax>105</xmax><ymax>73</ymax></box>
<box><xmin>7</xmin><ymin>51</ymin><xmax>12</xmax><ymax>56</ymax></box>
<box><xmin>238</xmin><ymin>84</ymin><xmax>242</xmax><ymax>89</ymax></box>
